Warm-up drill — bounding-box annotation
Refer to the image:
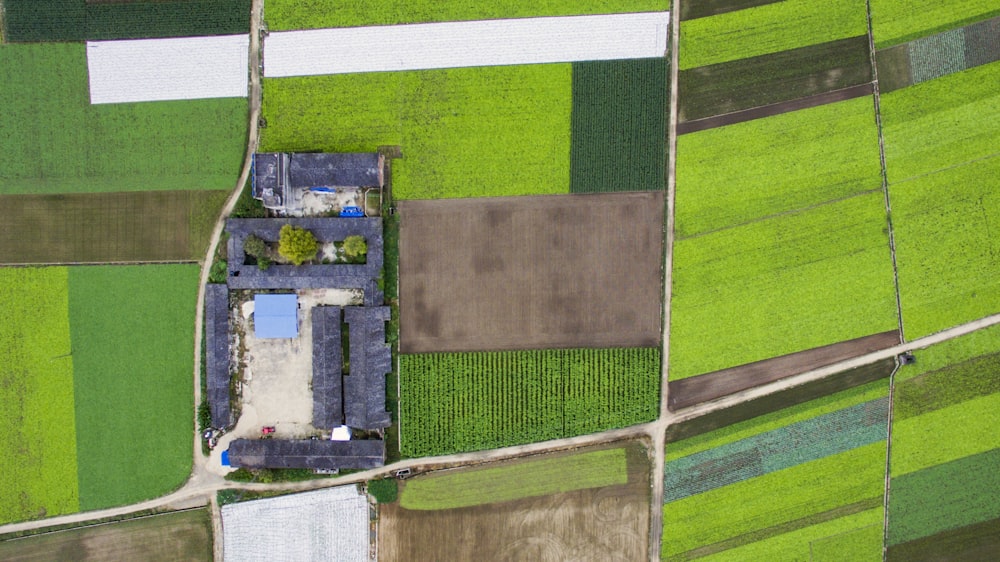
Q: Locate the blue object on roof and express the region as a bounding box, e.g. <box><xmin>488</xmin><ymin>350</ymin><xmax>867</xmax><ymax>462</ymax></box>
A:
<box><xmin>340</xmin><ymin>206</ymin><xmax>364</xmax><ymax>217</ymax></box>
<box><xmin>254</xmin><ymin>294</ymin><xmax>299</xmax><ymax>338</ymax></box>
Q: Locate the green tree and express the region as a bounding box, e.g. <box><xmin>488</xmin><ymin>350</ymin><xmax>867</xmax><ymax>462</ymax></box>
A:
<box><xmin>343</xmin><ymin>235</ymin><xmax>368</xmax><ymax>260</ymax></box>
<box><xmin>278</xmin><ymin>225</ymin><xmax>318</xmax><ymax>265</ymax></box>
<box><xmin>243</xmin><ymin>234</ymin><xmax>268</xmax><ymax>258</ymax></box>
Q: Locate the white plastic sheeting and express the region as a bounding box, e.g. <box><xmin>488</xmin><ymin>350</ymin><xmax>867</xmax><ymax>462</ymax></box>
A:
<box><xmin>222</xmin><ymin>486</ymin><xmax>368</xmax><ymax>562</ymax></box>
<box><xmin>264</xmin><ymin>12</ymin><xmax>670</xmax><ymax>77</ymax></box>
<box><xmin>86</xmin><ymin>35</ymin><xmax>249</xmax><ymax>104</ymax></box>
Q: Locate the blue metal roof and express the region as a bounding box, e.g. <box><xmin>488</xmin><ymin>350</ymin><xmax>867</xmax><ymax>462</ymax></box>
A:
<box><xmin>254</xmin><ymin>294</ymin><xmax>298</xmax><ymax>338</ymax></box>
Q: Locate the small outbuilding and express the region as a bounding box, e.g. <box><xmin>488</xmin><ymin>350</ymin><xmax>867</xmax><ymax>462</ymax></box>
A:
<box><xmin>253</xmin><ymin>294</ymin><xmax>299</xmax><ymax>338</ymax></box>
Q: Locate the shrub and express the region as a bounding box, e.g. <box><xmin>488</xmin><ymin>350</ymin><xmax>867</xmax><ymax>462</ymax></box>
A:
<box><xmin>368</xmin><ymin>478</ymin><xmax>398</xmax><ymax>503</ymax></box>
<box><xmin>278</xmin><ymin>224</ymin><xmax>318</xmax><ymax>265</ymax></box>
<box><xmin>208</xmin><ymin>260</ymin><xmax>228</xmax><ymax>284</ymax></box>
<box><xmin>343</xmin><ymin>235</ymin><xmax>367</xmax><ymax>259</ymax></box>
<box><xmin>243</xmin><ymin>234</ymin><xmax>268</xmax><ymax>258</ymax></box>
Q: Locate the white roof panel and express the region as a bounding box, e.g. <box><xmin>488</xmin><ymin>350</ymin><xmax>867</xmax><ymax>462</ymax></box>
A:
<box><xmin>264</xmin><ymin>12</ymin><xmax>670</xmax><ymax>77</ymax></box>
<box><xmin>87</xmin><ymin>35</ymin><xmax>249</xmax><ymax>104</ymax></box>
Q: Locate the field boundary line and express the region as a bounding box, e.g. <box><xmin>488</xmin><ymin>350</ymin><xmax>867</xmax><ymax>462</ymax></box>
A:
<box><xmin>888</xmin><ymin>150</ymin><xmax>1000</xmax><ymax>187</ymax></box>
<box><xmin>866</xmin><ymin>0</ymin><xmax>906</xmax><ymax>346</ymax></box>
<box><xmin>881</xmin><ymin>362</ymin><xmax>900</xmax><ymax>561</ymax></box>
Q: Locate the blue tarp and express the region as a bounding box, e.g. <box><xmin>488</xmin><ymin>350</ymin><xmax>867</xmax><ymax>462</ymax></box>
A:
<box><xmin>340</xmin><ymin>206</ymin><xmax>364</xmax><ymax>217</ymax></box>
<box><xmin>254</xmin><ymin>294</ymin><xmax>299</xmax><ymax>338</ymax></box>
<box><xmin>221</xmin><ymin>450</ymin><xmax>230</xmax><ymax>466</ymax></box>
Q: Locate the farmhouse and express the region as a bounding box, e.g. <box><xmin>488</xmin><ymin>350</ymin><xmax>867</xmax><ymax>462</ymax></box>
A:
<box><xmin>206</xmin><ymin>215</ymin><xmax>390</xmax><ymax>470</ymax></box>
<box><xmin>252</xmin><ymin>152</ymin><xmax>385</xmax><ymax>212</ymax></box>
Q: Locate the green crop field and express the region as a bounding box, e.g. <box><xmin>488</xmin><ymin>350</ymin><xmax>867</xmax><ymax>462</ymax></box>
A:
<box><xmin>570</xmin><ymin>58</ymin><xmax>667</xmax><ymax>193</ymax></box>
<box><xmin>400</xmin><ymin>447</ymin><xmax>627</xmax><ymax>510</ymax></box>
<box><xmin>870</xmin><ymin>0</ymin><xmax>999</xmax><ymax>47</ymax></box>
<box><xmin>399</xmin><ymin>348</ymin><xmax>659</xmax><ymax>456</ymax></box>
<box><xmin>264</xmin><ymin>0</ymin><xmax>668</xmax><ymax>30</ymax></box>
<box><xmin>2</xmin><ymin>0</ymin><xmax>249</xmax><ymax>42</ymax></box>
<box><xmin>69</xmin><ymin>265</ymin><xmax>199</xmax><ymax>510</ymax></box>
<box><xmin>0</xmin><ymin>268</ymin><xmax>79</xmax><ymax>525</ymax></box>
<box><xmin>662</xmin><ymin>381</ymin><xmax>889</xmax><ymax>560</ymax></box>
<box><xmin>669</xmin><ymin>191</ymin><xmax>897</xmax><ymax>380</ymax></box>
<box><xmin>678</xmin><ymin>0</ymin><xmax>868</xmax><ymax>69</ymax></box>
<box><xmin>892</xmin><ymin>393</ymin><xmax>1000</xmax><ymax>476</ymax></box>
<box><xmin>261</xmin><ymin>65</ymin><xmax>571</xmax><ymax>200</ymax></box>
<box><xmin>675</xmin><ymin>97</ymin><xmax>881</xmax><ymax>237</ymax></box>
<box><xmin>881</xmin><ymin>61</ymin><xmax>1000</xmax><ymax>185</ymax></box>
<box><xmin>0</xmin><ymin>43</ymin><xmax>248</xmax><ymax>195</ymax></box>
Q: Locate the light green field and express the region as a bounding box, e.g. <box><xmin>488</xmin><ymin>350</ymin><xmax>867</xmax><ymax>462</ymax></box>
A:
<box><xmin>891</xmin><ymin>393</ymin><xmax>1000</xmax><ymax>477</ymax></box>
<box><xmin>662</xmin><ymin>443</ymin><xmax>885</xmax><ymax>558</ymax></box>
<box><xmin>675</xmin><ymin>96</ymin><xmax>881</xmax><ymax>237</ymax></box>
<box><xmin>69</xmin><ymin>265</ymin><xmax>199</xmax><ymax>510</ymax></box>
<box><xmin>669</xmin><ymin>191</ymin><xmax>898</xmax><ymax>379</ymax></box>
<box><xmin>894</xmin><ymin>323</ymin><xmax>1000</xmax><ymax>384</ymax></box>
<box><xmin>690</xmin><ymin>509</ymin><xmax>883</xmax><ymax>562</ymax></box>
<box><xmin>400</xmin><ymin>447</ymin><xmax>627</xmax><ymax>510</ymax></box>
<box><xmin>265</xmin><ymin>0</ymin><xmax>668</xmax><ymax>30</ymax></box>
<box><xmin>0</xmin><ymin>43</ymin><xmax>248</xmax><ymax>195</ymax></box>
<box><xmin>0</xmin><ymin>268</ymin><xmax>79</xmax><ymax>525</ymax></box>
<box><xmin>890</xmin><ymin>156</ymin><xmax>1000</xmax><ymax>339</ymax></box>
<box><xmin>666</xmin><ymin>380</ymin><xmax>888</xmax><ymax>461</ymax></box>
<box><xmin>870</xmin><ymin>0</ymin><xmax>1000</xmax><ymax>47</ymax></box>
<box><xmin>881</xmin><ymin>61</ymin><xmax>1000</xmax><ymax>185</ymax></box>
<box><xmin>261</xmin><ymin>65</ymin><xmax>572</xmax><ymax>199</ymax></box>
<box><xmin>679</xmin><ymin>0</ymin><xmax>868</xmax><ymax>69</ymax></box>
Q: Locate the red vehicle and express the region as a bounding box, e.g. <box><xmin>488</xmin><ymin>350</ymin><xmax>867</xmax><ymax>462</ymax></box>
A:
<box><xmin>261</xmin><ymin>426</ymin><xmax>276</xmax><ymax>436</ymax></box>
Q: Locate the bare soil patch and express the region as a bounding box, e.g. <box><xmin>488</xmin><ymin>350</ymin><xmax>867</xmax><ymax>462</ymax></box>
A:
<box><xmin>398</xmin><ymin>192</ymin><xmax>664</xmax><ymax>353</ymax></box>
<box><xmin>378</xmin><ymin>441</ymin><xmax>650</xmax><ymax>561</ymax></box>
<box><xmin>668</xmin><ymin>331</ymin><xmax>899</xmax><ymax>410</ymax></box>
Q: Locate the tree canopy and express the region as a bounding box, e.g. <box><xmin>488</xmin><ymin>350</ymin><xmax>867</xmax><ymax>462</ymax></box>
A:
<box><xmin>278</xmin><ymin>225</ymin><xmax>318</xmax><ymax>265</ymax></box>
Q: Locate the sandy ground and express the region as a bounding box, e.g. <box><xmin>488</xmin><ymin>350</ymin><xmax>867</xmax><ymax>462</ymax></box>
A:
<box><xmin>205</xmin><ymin>288</ymin><xmax>362</xmax><ymax>476</ymax></box>
<box><xmin>281</xmin><ymin>188</ymin><xmax>363</xmax><ymax>217</ymax></box>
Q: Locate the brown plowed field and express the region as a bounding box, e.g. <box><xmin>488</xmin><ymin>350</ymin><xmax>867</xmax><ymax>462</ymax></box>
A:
<box><xmin>398</xmin><ymin>193</ymin><xmax>664</xmax><ymax>353</ymax></box>
<box><xmin>668</xmin><ymin>331</ymin><xmax>900</xmax><ymax>410</ymax></box>
<box><xmin>378</xmin><ymin>442</ymin><xmax>651</xmax><ymax>561</ymax></box>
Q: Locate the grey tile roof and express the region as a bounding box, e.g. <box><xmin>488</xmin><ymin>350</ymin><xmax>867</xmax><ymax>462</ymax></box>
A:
<box><xmin>227</xmin><ymin>438</ymin><xmax>385</xmax><ymax>470</ymax></box>
<box><xmin>288</xmin><ymin>153</ymin><xmax>384</xmax><ymax>188</ymax></box>
<box><xmin>205</xmin><ymin>283</ymin><xmax>231</xmax><ymax>428</ymax></box>
<box><xmin>312</xmin><ymin>306</ymin><xmax>343</xmax><ymax>430</ymax></box>
<box><xmin>344</xmin><ymin>307</ymin><xmax>392</xmax><ymax>430</ymax></box>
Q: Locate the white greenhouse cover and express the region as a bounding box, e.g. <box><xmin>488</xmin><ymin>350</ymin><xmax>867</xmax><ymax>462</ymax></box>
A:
<box><xmin>86</xmin><ymin>35</ymin><xmax>249</xmax><ymax>104</ymax></box>
<box><xmin>264</xmin><ymin>12</ymin><xmax>670</xmax><ymax>77</ymax></box>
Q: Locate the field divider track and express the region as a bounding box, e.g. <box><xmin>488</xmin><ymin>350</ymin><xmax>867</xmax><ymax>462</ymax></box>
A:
<box><xmin>881</xmin><ymin>361</ymin><xmax>900</xmax><ymax>561</ymax></box>
<box><xmin>865</xmin><ymin>0</ymin><xmax>906</xmax><ymax>344</ymax></box>
<box><xmin>651</xmin><ymin>4</ymin><xmax>683</xmax><ymax>562</ymax></box>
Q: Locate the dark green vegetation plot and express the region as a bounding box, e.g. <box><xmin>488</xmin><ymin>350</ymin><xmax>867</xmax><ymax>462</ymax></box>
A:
<box><xmin>869</xmin><ymin>0</ymin><xmax>1000</xmax><ymax>48</ymax></box>
<box><xmin>680</xmin><ymin>0</ymin><xmax>783</xmax><ymax>21</ymax></box>
<box><xmin>888</xmin><ymin>517</ymin><xmax>1000</xmax><ymax>562</ymax></box>
<box><xmin>678</xmin><ymin>36</ymin><xmax>872</xmax><ymax>122</ymax></box>
<box><xmin>888</xmin><ymin>449</ymin><xmax>1000</xmax><ymax>546</ymax></box>
<box><xmin>570</xmin><ymin>58</ymin><xmax>667</xmax><ymax>193</ymax></box>
<box><xmin>399</xmin><ymin>348</ymin><xmax>659</xmax><ymax>456</ymax></box>
<box><xmin>0</xmin><ymin>508</ymin><xmax>213</xmax><ymax>562</ymax></box>
<box><xmin>2</xmin><ymin>0</ymin><xmax>249</xmax><ymax>42</ymax></box>
<box><xmin>0</xmin><ymin>268</ymin><xmax>78</xmax><ymax>525</ymax></box>
<box><xmin>662</xmin><ymin>381</ymin><xmax>888</xmax><ymax>560</ymax></box>
<box><xmin>69</xmin><ymin>265</ymin><xmax>199</xmax><ymax>511</ymax></box>
<box><xmin>0</xmin><ymin>191</ymin><xmax>230</xmax><ymax>263</ymax></box>
<box><xmin>264</xmin><ymin>0</ymin><xmax>667</xmax><ymax>31</ymax></box>
<box><xmin>893</xmin><ymin>352</ymin><xmax>1000</xmax><ymax>420</ymax></box>
<box><xmin>261</xmin><ymin>65</ymin><xmax>571</xmax><ymax>199</ymax></box>
<box><xmin>0</xmin><ymin>44</ymin><xmax>248</xmax><ymax>195</ymax></box>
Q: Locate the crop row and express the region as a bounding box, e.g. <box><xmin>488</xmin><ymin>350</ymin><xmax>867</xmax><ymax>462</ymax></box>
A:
<box><xmin>399</xmin><ymin>348</ymin><xmax>659</xmax><ymax>456</ymax></box>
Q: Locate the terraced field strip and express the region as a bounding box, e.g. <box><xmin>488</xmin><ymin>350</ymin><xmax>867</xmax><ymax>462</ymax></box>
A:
<box><xmin>263</xmin><ymin>13</ymin><xmax>668</xmax><ymax>77</ymax></box>
<box><xmin>0</xmin><ymin>268</ymin><xmax>78</xmax><ymax>526</ymax></box>
<box><xmin>87</xmin><ymin>35</ymin><xmax>249</xmax><ymax>104</ymax></box>
<box><xmin>570</xmin><ymin>58</ymin><xmax>667</xmax><ymax>193</ymax></box>
<box><xmin>400</xmin><ymin>446</ymin><xmax>626</xmax><ymax>509</ymax></box>
<box><xmin>399</xmin><ymin>348</ymin><xmax>660</xmax><ymax>456</ymax></box>
<box><xmin>0</xmin><ymin>43</ymin><xmax>248</xmax><ymax>195</ymax></box>
<box><xmin>380</xmin><ymin>441</ymin><xmax>650</xmax><ymax>561</ymax></box>
<box><xmin>0</xmin><ymin>190</ymin><xmax>229</xmax><ymax>263</ymax></box>
<box><xmin>261</xmin><ymin>65</ymin><xmax>571</xmax><ymax>199</ymax></box>
<box><xmin>0</xmin><ymin>508</ymin><xmax>213</xmax><ymax>562</ymax></box>
<box><xmin>678</xmin><ymin>36</ymin><xmax>872</xmax><ymax>123</ymax></box>
<box><xmin>1</xmin><ymin>0</ymin><xmax>249</xmax><ymax>42</ymax></box>
<box><xmin>678</xmin><ymin>0</ymin><xmax>868</xmax><ymax>69</ymax></box>
<box><xmin>880</xmin><ymin>62</ymin><xmax>1000</xmax><ymax>337</ymax></box>
<box><xmin>875</xmin><ymin>16</ymin><xmax>1000</xmax><ymax>92</ymax></box>
<box><xmin>69</xmin><ymin>265</ymin><xmax>199</xmax><ymax>511</ymax></box>
<box><xmin>265</xmin><ymin>0</ymin><xmax>667</xmax><ymax>30</ymax></box>
<box><xmin>869</xmin><ymin>0</ymin><xmax>999</xmax><ymax>47</ymax></box>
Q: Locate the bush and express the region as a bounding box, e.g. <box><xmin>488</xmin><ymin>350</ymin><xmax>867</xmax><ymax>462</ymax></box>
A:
<box><xmin>208</xmin><ymin>260</ymin><xmax>228</xmax><ymax>284</ymax></box>
<box><xmin>243</xmin><ymin>234</ymin><xmax>268</xmax><ymax>258</ymax></box>
<box><xmin>368</xmin><ymin>478</ymin><xmax>399</xmax><ymax>503</ymax></box>
<box><xmin>257</xmin><ymin>256</ymin><xmax>272</xmax><ymax>271</ymax></box>
<box><xmin>231</xmin><ymin>185</ymin><xmax>267</xmax><ymax>218</ymax></box>
<box><xmin>343</xmin><ymin>235</ymin><xmax>367</xmax><ymax>259</ymax></box>
<box><xmin>197</xmin><ymin>401</ymin><xmax>211</xmax><ymax>431</ymax></box>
